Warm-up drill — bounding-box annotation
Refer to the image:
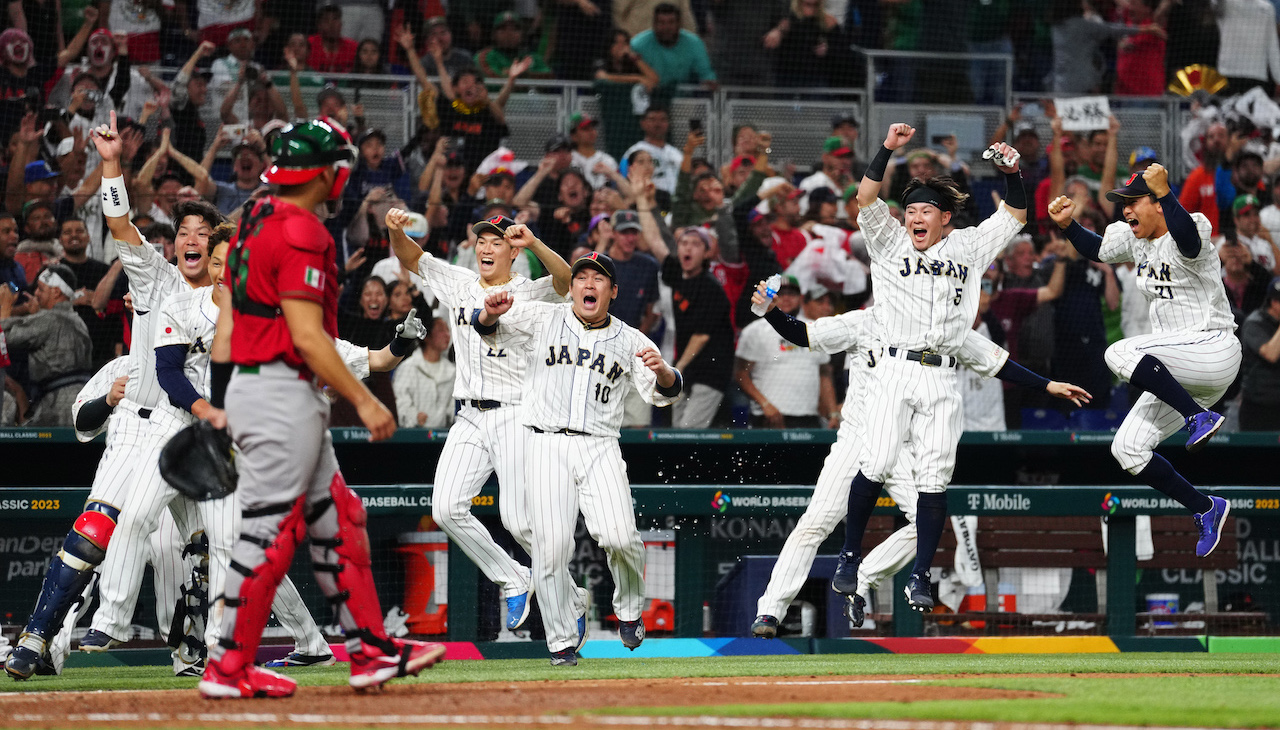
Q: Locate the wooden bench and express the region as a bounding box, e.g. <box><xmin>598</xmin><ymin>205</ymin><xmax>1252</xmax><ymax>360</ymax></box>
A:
<box><xmin>853</xmin><ymin>515</ymin><xmax>1254</xmax><ymax>635</ymax></box>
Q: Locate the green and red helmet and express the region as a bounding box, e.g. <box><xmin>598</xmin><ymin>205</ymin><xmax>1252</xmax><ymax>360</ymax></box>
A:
<box><xmin>262</xmin><ymin>117</ymin><xmax>356</xmax><ymax>200</ymax></box>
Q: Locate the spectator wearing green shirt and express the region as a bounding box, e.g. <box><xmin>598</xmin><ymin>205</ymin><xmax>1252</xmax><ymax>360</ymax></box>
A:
<box><xmin>630</xmin><ymin>3</ymin><xmax>717</xmax><ymax>90</ymax></box>
<box><xmin>476</xmin><ymin>11</ymin><xmax>553</xmax><ymax>79</ymax></box>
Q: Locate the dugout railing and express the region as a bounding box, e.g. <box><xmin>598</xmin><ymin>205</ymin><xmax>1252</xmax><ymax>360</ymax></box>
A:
<box><xmin>3</xmin><ymin>426</ymin><xmax>1278</xmax><ymax>644</ymax></box>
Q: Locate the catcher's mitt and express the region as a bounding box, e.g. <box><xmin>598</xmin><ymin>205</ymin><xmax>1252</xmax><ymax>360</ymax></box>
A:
<box><xmin>159</xmin><ymin>421</ymin><xmax>238</xmax><ymax>501</ymax></box>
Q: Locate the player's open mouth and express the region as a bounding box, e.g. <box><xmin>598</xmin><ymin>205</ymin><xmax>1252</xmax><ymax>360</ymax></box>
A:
<box><xmin>1126</xmin><ymin>218</ymin><xmax>1140</xmax><ymax>232</ymax></box>
<box><xmin>911</xmin><ymin>227</ymin><xmax>927</xmax><ymax>240</ymax></box>
<box><xmin>583</xmin><ymin>294</ymin><xmax>598</xmax><ymax>304</ymax></box>
<box><xmin>183</xmin><ymin>251</ymin><xmax>201</xmax><ymax>263</ymax></box>
<box><xmin>480</xmin><ymin>257</ymin><xmax>494</xmax><ymax>267</ymax></box>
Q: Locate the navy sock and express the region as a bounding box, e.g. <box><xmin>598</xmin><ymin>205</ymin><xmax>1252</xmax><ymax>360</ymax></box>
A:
<box><xmin>841</xmin><ymin>472</ymin><xmax>883</xmax><ymax>556</ymax></box>
<box><xmin>911</xmin><ymin>492</ymin><xmax>948</xmax><ymax>576</ymax></box>
<box><xmin>1136</xmin><ymin>454</ymin><xmax>1213</xmax><ymax>513</ymax></box>
<box><xmin>1128</xmin><ymin>355</ymin><xmax>1203</xmax><ymax>419</ymax></box>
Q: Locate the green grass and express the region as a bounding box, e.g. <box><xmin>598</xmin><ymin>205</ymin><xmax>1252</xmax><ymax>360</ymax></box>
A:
<box><xmin>3</xmin><ymin>653</ymin><xmax>1276</xmax><ymax>694</ymax></box>
<box><xmin>625</xmin><ymin>676</ymin><xmax>1280</xmax><ymax>728</ymax></box>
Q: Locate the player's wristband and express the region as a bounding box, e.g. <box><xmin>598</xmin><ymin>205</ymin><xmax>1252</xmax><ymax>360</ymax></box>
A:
<box><xmin>656</xmin><ymin>368</ymin><xmax>683</xmax><ymax>398</ymax></box>
<box><xmin>470</xmin><ymin>309</ymin><xmax>498</xmax><ymax>336</ymax></box>
<box><xmin>865</xmin><ymin>145</ymin><xmax>892</xmax><ymax>182</ymax></box>
<box><xmin>389</xmin><ymin>336</ymin><xmax>414</xmax><ymax>358</ymax></box>
<box><xmin>1002</xmin><ymin>170</ymin><xmax>1027</xmax><ymax>211</ymax></box>
<box><xmin>100</xmin><ymin>175</ymin><xmax>131</xmax><ymax>218</ymax></box>
<box><xmin>210</xmin><ymin>362</ymin><xmax>233</xmax><ymax>408</ymax></box>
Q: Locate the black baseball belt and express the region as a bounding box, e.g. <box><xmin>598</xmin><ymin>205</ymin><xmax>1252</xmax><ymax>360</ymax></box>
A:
<box><xmin>887</xmin><ymin>347</ymin><xmax>959</xmax><ymax>368</ymax></box>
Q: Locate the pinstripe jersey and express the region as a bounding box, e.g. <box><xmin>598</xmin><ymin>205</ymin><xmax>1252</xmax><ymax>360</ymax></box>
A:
<box><xmin>415</xmin><ymin>253</ymin><xmax>563</xmax><ymax>403</ymax></box>
<box><xmin>487</xmin><ymin>301</ymin><xmax>682</xmax><ymax>438</ymax></box>
<box><xmin>807</xmin><ymin>308</ymin><xmax>1010</xmax><ymax>422</ymax></box>
<box><xmin>115</xmin><ymin>237</ymin><xmax>196</xmax><ymax>410</ymax></box>
<box><xmin>155</xmin><ymin>286</ymin><xmax>219</xmax><ymax>425</ymax></box>
<box><xmin>858</xmin><ymin>199</ymin><xmax>1023</xmax><ymax>355</ymax></box>
<box><xmin>1097</xmin><ymin>213</ymin><xmax>1236</xmax><ymax>334</ymax></box>
<box><xmin>72</xmin><ymin>355</ymin><xmax>130</xmax><ymax>442</ymax></box>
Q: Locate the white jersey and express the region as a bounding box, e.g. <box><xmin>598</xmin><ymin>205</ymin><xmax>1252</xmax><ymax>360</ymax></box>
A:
<box><xmin>959</xmin><ymin>322</ymin><xmax>1007</xmax><ymax>432</ymax></box>
<box><xmin>155</xmin><ymin>286</ymin><xmax>219</xmax><ymax>426</ymax></box>
<box><xmin>115</xmin><ymin>237</ymin><xmax>195</xmax><ymax>410</ymax></box>
<box><xmin>486</xmin><ymin>301</ymin><xmax>682</xmax><ymax>438</ymax></box>
<box><xmin>334</xmin><ymin>339</ymin><xmax>371</xmax><ymax>380</ymax></box>
<box><xmin>572</xmin><ymin>149</ymin><xmax>619</xmax><ymax>191</ymax></box>
<box><xmin>806</xmin><ymin>307</ymin><xmax>1009</xmax><ymax>416</ymax></box>
<box><xmin>859</xmin><ymin>198</ymin><xmax>1022</xmax><ymax>355</ymax></box>
<box><xmin>108</xmin><ymin>0</ymin><xmax>161</xmax><ymax>33</ymax></box>
<box><xmin>415</xmin><ymin>253</ymin><xmax>563</xmax><ymax>403</ymax></box>
<box><xmin>1238</xmin><ymin>232</ymin><xmax>1277</xmax><ymax>273</ymax></box>
<box><xmin>621</xmin><ymin>140</ymin><xmax>684</xmax><ymax>195</ymax></box>
<box><xmin>1097</xmin><ymin>212</ymin><xmax>1236</xmax><ymax>334</ymax></box>
<box><xmin>73</xmin><ymin>356</ymin><xmax>131</xmax><ymax>442</ymax></box>
<box><xmin>735</xmin><ymin>315</ymin><xmax>829</xmax><ymax>416</ymax></box>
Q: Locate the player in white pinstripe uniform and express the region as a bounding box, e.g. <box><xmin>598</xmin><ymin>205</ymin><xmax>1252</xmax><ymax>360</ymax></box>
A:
<box><xmin>387</xmin><ymin>208</ymin><xmax>578</xmax><ymax>631</ymax></box>
<box><xmin>747</xmin><ymin>295</ymin><xmax>1089</xmax><ymax>636</ymax></box>
<box><xmin>474</xmin><ymin>251</ymin><xmax>683</xmax><ymax>666</ymax></box>
<box><xmin>1049</xmin><ymin>163</ymin><xmax>1240</xmax><ymax>556</ymax></box>
<box><xmin>6</xmin><ymin>355</ymin><xmax>207</xmax><ymax>678</ymax></box>
<box><xmin>5</xmin><ymin>113</ymin><xmax>215</xmax><ymax>672</ymax></box>
<box><xmin>830</xmin><ymin>124</ymin><xmax>1029</xmax><ymax>613</ymax></box>
<box><xmin>80</xmin><ymin>114</ymin><xmax>232</xmax><ymax>652</ymax></box>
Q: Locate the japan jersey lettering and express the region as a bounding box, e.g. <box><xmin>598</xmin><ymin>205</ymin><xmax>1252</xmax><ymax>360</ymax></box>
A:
<box><xmin>1097</xmin><ymin>213</ymin><xmax>1236</xmax><ymax>334</ymax></box>
<box><xmin>486</xmin><ymin>301</ymin><xmax>680</xmax><ymax>438</ymax></box>
<box><xmin>858</xmin><ymin>198</ymin><xmax>1023</xmax><ymax>354</ymax></box>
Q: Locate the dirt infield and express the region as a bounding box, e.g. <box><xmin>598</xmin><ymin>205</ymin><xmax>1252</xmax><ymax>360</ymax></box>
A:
<box><xmin>1</xmin><ymin>675</ymin><xmax>1049</xmax><ymax>728</ymax></box>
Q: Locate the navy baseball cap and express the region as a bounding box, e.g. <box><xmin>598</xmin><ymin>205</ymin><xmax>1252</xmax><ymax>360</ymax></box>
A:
<box><xmin>571</xmin><ymin>251</ymin><xmax>617</xmax><ymax>283</ymax></box>
<box><xmin>24</xmin><ymin>160</ymin><xmax>59</xmax><ymax>184</ymax></box>
<box><xmin>472</xmin><ymin>215</ymin><xmax>516</xmax><ymax>237</ymax></box>
<box><xmin>1105</xmin><ymin>171</ymin><xmax>1155</xmax><ymax>203</ymax></box>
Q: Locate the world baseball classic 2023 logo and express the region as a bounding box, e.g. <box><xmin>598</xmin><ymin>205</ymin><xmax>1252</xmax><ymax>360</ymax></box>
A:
<box><xmin>1102</xmin><ymin>492</ymin><xmax>1120</xmax><ymax>515</ymax></box>
<box><xmin>711</xmin><ymin>490</ymin><xmax>731</xmax><ymax>513</ymax></box>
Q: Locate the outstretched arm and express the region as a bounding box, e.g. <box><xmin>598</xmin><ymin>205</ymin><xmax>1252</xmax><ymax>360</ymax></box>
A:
<box><xmin>385</xmin><ymin>207</ymin><xmax>425</xmax><ymax>271</ymax></box>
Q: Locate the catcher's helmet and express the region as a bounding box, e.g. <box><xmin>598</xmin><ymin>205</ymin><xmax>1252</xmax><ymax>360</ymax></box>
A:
<box><xmin>262</xmin><ymin>118</ymin><xmax>356</xmax><ymax>200</ymax></box>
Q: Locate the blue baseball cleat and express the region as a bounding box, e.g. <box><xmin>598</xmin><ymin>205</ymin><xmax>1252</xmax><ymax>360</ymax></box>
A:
<box><xmin>619</xmin><ymin>619</ymin><xmax>645</xmax><ymax>650</ymax></box>
<box><xmin>576</xmin><ymin>613</ymin><xmax>589</xmax><ymax>651</ymax></box>
<box><xmin>904</xmin><ymin>572</ymin><xmax>934</xmax><ymax>612</ymax></box>
<box><xmin>78</xmin><ymin>629</ymin><xmax>121</xmax><ymax>652</ymax></box>
<box><xmin>506</xmin><ymin>589</ymin><xmax>532</xmax><ymax>631</ymax></box>
<box><xmin>1185</xmin><ymin>411</ymin><xmax>1224</xmax><ymax>452</ymax></box>
<box><xmin>1194</xmin><ymin>496</ymin><xmax>1230</xmax><ymax>557</ymax></box>
<box><xmin>750</xmin><ymin>614</ymin><xmax>778</xmax><ymax>639</ymax></box>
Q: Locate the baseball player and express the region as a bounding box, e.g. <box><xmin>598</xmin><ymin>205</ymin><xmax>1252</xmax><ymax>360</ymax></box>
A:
<box><xmin>6</xmin><ymin>357</ymin><xmax>205</xmax><ymax>678</ymax></box>
<box><xmin>6</xmin><ymin>111</ymin><xmax>216</xmax><ymax>672</ymax></box>
<box><xmin>199</xmin><ymin>223</ymin><xmax>431</xmax><ymax>669</ymax></box>
<box><xmin>154</xmin><ymin>224</ymin><xmax>340</xmax><ymax>669</ymax></box>
<box><xmin>202</xmin><ymin>118</ymin><xmax>442</xmax><ymax>699</ymax></box>
<box><xmin>748</xmin><ymin>288</ymin><xmax>1089</xmax><ymax>636</ymax></box>
<box><xmin>82</xmin><ymin>114</ymin><xmax>234</xmax><ymax>652</ymax></box>
<box><xmin>1048</xmin><ymin>163</ymin><xmax>1240</xmax><ymax>556</ymax></box>
<box><xmin>473</xmin><ymin>252</ymin><xmax>683</xmax><ymax>666</ymax></box>
<box><xmin>387</xmin><ymin>208</ymin><xmax>579</xmax><ymax>632</ymax></box>
<box><xmin>831</xmin><ymin>124</ymin><xmax>1028</xmax><ymax>613</ymax></box>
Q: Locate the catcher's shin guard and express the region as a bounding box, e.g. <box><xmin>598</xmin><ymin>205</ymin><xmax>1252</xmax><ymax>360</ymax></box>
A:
<box><xmin>169</xmin><ymin>534</ymin><xmax>210</xmax><ymax>664</ymax></box>
<box><xmin>23</xmin><ymin>501</ymin><xmax>119</xmax><ymax>642</ymax></box>
<box><xmin>307</xmin><ymin>472</ymin><xmax>394</xmax><ymax>655</ymax></box>
<box><xmin>212</xmin><ymin>497</ymin><xmax>307</xmax><ymax>675</ymax></box>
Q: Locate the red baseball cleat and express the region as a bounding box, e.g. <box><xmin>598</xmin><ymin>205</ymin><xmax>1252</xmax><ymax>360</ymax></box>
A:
<box><xmin>199</xmin><ymin>661</ymin><xmax>298</xmax><ymax>699</ymax></box>
<box><xmin>348</xmin><ymin>638</ymin><xmax>446</xmax><ymax>690</ymax></box>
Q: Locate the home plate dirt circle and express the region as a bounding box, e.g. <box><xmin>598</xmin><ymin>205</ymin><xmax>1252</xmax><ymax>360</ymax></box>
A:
<box><xmin>1</xmin><ymin>676</ymin><xmax>1053</xmax><ymax>728</ymax></box>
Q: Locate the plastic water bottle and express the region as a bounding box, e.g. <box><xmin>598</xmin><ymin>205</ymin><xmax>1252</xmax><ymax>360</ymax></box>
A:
<box><xmin>751</xmin><ymin>274</ymin><xmax>783</xmax><ymax>316</ymax></box>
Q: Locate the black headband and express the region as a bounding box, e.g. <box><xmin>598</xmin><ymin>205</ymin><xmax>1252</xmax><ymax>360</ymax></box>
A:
<box><xmin>902</xmin><ymin>185</ymin><xmax>952</xmax><ymax>213</ymax></box>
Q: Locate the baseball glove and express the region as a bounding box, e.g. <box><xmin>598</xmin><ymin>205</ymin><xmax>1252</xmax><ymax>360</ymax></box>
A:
<box><xmin>159</xmin><ymin>421</ymin><xmax>238</xmax><ymax>501</ymax></box>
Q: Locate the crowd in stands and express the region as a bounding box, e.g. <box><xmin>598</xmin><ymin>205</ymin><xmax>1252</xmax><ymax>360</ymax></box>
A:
<box><xmin>1</xmin><ymin>0</ymin><xmax>1279</xmax><ymax>432</ymax></box>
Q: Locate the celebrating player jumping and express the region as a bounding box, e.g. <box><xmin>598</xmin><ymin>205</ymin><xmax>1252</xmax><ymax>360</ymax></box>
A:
<box><xmin>1048</xmin><ymin>162</ymin><xmax>1240</xmax><ymax>556</ymax></box>
<box><xmin>830</xmin><ymin>123</ymin><xmax>1029</xmax><ymax>613</ymax></box>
